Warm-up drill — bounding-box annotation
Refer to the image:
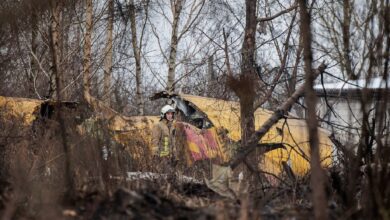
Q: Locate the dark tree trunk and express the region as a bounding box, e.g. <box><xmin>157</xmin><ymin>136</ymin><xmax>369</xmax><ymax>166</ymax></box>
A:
<box><xmin>298</xmin><ymin>0</ymin><xmax>328</xmax><ymax>219</ymax></box>
<box><xmin>238</xmin><ymin>0</ymin><xmax>257</xmax><ymax>146</ymax></box>
<box><xmin>49</xmin><ymin>0</ymin><xmax>74</xmax><ymax>200</ymax></box>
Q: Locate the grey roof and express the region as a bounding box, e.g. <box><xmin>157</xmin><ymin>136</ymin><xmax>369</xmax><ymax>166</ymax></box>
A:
<box><xmin>314</xmin><ymin>77</ymin><xmax>390</xmax><ymax>97</ymax></box>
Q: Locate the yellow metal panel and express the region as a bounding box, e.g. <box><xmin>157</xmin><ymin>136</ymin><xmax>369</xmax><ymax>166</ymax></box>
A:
<box><xmin>0</xmin><ymin>94</ymin><xmax>333</xmax><ymax>178</ymax></box>
<box><xmin>0</xmin><ymin>96</ymin><xmax>43</xmax><ymax>125</ymax></box>
<box><xmin>180</xmin><ymin>94</ymin><xmax>333</xmax><ymax>176</ymax></box>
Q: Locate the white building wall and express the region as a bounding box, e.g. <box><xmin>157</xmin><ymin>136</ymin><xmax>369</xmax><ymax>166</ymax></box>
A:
<box><xmin>317</xmin><ymin>97</ymin><xmax>363</xmax><ymax>145</ymax></box>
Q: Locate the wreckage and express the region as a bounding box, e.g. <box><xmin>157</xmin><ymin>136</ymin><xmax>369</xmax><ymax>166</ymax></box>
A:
<box><xmin>151</xmin><ymin>93</ymin><xmax>332</xmax><ymax>176</ymax></box>
<box><xmin>0</xmin><ymin>94</ymin><xmax>333</xmax><ymax>180</ymax></box>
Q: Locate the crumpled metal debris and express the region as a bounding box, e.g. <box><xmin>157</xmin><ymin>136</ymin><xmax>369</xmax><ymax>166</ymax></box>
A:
<box><xmin>204</xmin><ymin>164</ymin><xmax>244</xmax><ymax>200</ymax></box>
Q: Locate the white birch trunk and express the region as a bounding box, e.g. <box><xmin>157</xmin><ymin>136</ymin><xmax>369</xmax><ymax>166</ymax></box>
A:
<box><xmin>166</xmin><ymin>0</ymin><xmax>183</xmax><ymax>92</ymax></box>
<box><xmin>103</xmin><ymin>0</ymin><xmax>114</xmax><ymax>106</ymax></box>
<box><xmin>129</xmin><ymin>0</ymin><xmax>145</xmax><ymax>115</ymax></box>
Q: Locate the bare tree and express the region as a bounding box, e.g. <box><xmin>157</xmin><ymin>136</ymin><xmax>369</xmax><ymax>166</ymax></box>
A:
<box><xmin>49</xmin><ymin>0</ymin><xmax>74</xmax><ymax>199</ymax></box>
<box><xmin>129</xmin><ymin>0</ymin><xmax>147</xmax><ymax>115</ymax></box>
<box><xmin>342</xmin><ymin>0</ymin><xmax>355</xmax><ymax>80</ymax></box>
<box><xmin>166</xmin><ymin>0</ymin><xmax>183</xmax><ymax>92</ymax></box>
<box><xmin>103</xmin><ymin>0</ymin><xmax>114</xmax><ymax>106</ymax></box>
<box><xmin>83</xmin><ymin>0</ymin><xmax>93</xmax><ymax>104</ymax></box>
<box><xmin>29</xmin><ymin>2</ymin><xmax>39</xmax><ymax>98</ymax></box>
<box><xmin>298</xmin><ymin>0</ymin><xmax>328</xmax><ymax>219</ymax></box>
<box><xmin>234</xmin><ymin>0</ymin><xmax>257</xmax><ymax>146</ymax></box>
<box><xmin>146</xmin><ymin>0</ymin><xmax>205</xmax><ymax>93</ymax></box>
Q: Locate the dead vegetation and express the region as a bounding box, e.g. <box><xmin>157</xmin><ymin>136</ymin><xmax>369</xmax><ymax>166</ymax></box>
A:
<box><xmin>0</xmin><ymin>99</ymin><xmax>388</xmax><ymax>220</ymax></box>
<box><xmin>1</xmin><ymin>0</ymin><xmax>390</xmax><ymax>219</ymax></box>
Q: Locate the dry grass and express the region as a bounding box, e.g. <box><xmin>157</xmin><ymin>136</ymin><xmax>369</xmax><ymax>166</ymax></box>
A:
<box><xmin>1</xmin><ymin>101</ymin><xmax>390</xmax><ymax>219</ymax></box>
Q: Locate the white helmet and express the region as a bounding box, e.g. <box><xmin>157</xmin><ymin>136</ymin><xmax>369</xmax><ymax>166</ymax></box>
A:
<box><xmin>160</xmin><ymin>105</ymin><xmax>175</xmax><ymax>118</ymax></box>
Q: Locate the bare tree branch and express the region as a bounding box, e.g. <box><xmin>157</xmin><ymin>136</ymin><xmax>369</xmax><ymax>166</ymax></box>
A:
<box><xmin>257</xmin><ymin>4</ymin><xmax>298</xmax><ymax>22</ymax></box>
<box><xmin>229</xmin><ymin>62</ymin><xmax>327</xmax><ymax>169</ymax></box>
